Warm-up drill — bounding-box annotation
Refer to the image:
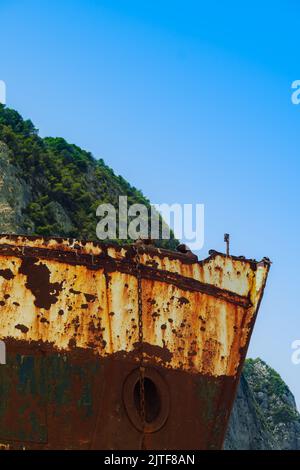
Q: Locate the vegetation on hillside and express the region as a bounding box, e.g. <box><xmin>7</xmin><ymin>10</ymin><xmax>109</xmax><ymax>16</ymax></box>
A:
<box><xmin>244</xmin><ymin>358</ymin><xmax>300</xmax><ymax>426</ymax></box>
<box><xmin>0</xmin><ymin>104</ymin><xmax>177</xmax><ymax>248</ymax></box>
<box><xmin>244</xmin><ymin>358</ymin><xmax>289</xmax><ymax>397</ymax></box>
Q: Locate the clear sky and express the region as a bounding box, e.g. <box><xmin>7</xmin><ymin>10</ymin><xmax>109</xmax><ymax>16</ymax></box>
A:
<box><xmin>1</xmin><ymin>0</ymin><xmax>300</xmax><ymax>407</ymax></box>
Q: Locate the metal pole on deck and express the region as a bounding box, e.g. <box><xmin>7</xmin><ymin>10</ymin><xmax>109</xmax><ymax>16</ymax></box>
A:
<box><xmin>224</xmin><ymin>233</ymin><xmax>230</xmax><ymax>256</ymax></box>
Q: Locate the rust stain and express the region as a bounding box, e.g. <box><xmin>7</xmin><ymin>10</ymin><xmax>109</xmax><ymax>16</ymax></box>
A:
<box><xmin>0</xmin><ymin>269</ymin><xmax>14</xmax><ymax>280</ymax></box>
<box><xmin>14</xmin><ymin>324</ymin><xmax>29</xmax><ymax>334</ymax></box>
<box><xmin>19</xmin><ymin>257</ymin><xmax>63</xmax><ymax>309</ymax></box>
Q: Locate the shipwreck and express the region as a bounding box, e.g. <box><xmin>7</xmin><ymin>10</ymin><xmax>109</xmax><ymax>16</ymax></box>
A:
<box><xmin>0</xmin><ymin>235</ymin><xmax>270</xmax><ymax>449</ymax></box>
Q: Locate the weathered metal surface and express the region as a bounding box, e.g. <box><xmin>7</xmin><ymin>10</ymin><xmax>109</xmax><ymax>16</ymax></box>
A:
<box><xmin>0</xmin><ymin>235</ymin><xmax>270</xmax><ymax>449</ymax></box>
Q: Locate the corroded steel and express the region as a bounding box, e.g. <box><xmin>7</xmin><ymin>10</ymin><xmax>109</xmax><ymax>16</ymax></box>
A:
<box><xmin>0</xmin><ymin>235</ymin><xmax>270</xmax><ymax>450</ymax></box>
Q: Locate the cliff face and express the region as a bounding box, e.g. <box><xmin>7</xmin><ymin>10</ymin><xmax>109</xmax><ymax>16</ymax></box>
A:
<box><xmin>225</xmin><ymin>359</ymin><xmax>300</xmax><ymax>450</ymax></box>
<box><xmin>0</xmin><ymin>142</ymin><xmax>31</xmax><ymax>234</ymax></box>
<box><xmin>0</xmin><ymin>141</ymin><xmax>75</xmax><ymax>237</ymax></box>
<box><xmin>225</xmin><ymin>374</ymin><xmax>275</xmax><ymax>449</ymax></box>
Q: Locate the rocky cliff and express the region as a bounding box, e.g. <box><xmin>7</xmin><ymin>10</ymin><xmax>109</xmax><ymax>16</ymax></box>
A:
<box><xmin>225</xmin><ymin>358</ymin><xmax>300</xmax><ymax>450</ymax></box>
<box><xmin>0</xmin><ymin>141</ymin><xmax>31</xmax><ymax>234</ymax></box>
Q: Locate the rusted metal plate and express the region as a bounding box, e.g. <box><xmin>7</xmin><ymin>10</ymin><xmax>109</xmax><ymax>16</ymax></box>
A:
<box><xmin>0</xmin><ymin>235</ymin><xmax>270</xmax><ymax>449</ymax></box>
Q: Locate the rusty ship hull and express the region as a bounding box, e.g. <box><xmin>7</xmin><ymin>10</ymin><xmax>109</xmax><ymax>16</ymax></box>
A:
<box><xmin>0</xmin><ymin>235</ymin><xmax>270</xmax><ymax>450</ymax></box>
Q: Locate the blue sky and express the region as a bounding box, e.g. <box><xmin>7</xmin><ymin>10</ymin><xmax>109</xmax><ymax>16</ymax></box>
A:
<box><xmin>1</xmin><ymin>0</ymin><xmax>300</xmax><ymax>406</ymax></box>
